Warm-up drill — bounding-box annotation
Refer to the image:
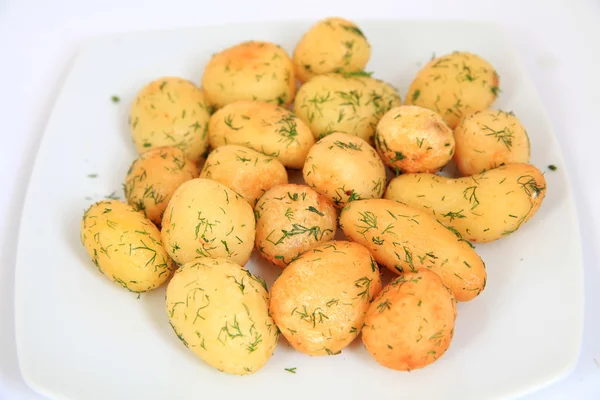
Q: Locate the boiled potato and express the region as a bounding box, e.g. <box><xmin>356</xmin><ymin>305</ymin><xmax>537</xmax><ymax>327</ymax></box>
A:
<box><xmin>375</xmin><ymin>105</ymin><xmax>455</xmax><ymax>173</ymax></box>
<box><xmin>124</xmin><ymin>146</ymin><xmax>198</xmax><ymax>226</ymax></box>
<box><xmin>201</xmin><ymin>41</ymin><xmax>295</xmax><ymax>109</ymax></box>
<box><xmin>200</xmin><ymin>145</ymin><xmax>288</xmax><ymax>206</ymax></box>
<box><xmin>209</xmin><ymin>101</ymin><xmax>315</xmax><ymax>169</ymax></box>
<box><xmin>166</xmin><ymin>258</ymin><xmax>278</xmax><ymax>375</ymax></box>
<box><xmin>453</xmin><ymin>109</ymin><xmax>530</xmax><ymax>176</ymax></box>
<box><xmin>254</xmin><ymin>184</ymin><xmax>337</xmax><ymax>268</ymax></box>
<box><xmin>294</xmin><ymin>73</ymin><xmax>401</xmax><ymax>141</ymax></box>
<box><xmin>405</xmin><ymin>52</ymin><xmax>499</xmax><ymax>129</ymax></box>
<box><xmin>293</xmin><ymin>17</ymin><xmax>371</xmax><ymax>83</ymax></box>
<box><xmin>130</xmin><ymin>77</ymin><xmax>211</xmax><ymax>162</ymax></box>
<box><xmin>270</xmin><ymin>241</ymin><xmax>381</xmax><ymax>355</ymax></box>
<box><xmin>362</xmin><ymin>269</ymin><xmax>457</xmax><ymax>371</ymax></box>
<box><xmin>303</xmin><ymin>132</ymin><xmax>386</xmax><ymax>208</ymax></box>
<box><xmin>80</xmin><ymin>200</ymin><xmax>173</xmax><ymax>293</ymax></box>
<box><xmin>161</xmin><ymin>178</ymin><xmax>255</xmax><ymax>265</ymax></box>
<box><xmin>384</xmin><ymin>163</ymin><xmax>546</xmax><ymax>242</ymax></box>
<box><xmin>339</xmin><ymin>199</ymin><xmax>486</xmax><ymax>301</ymax></box>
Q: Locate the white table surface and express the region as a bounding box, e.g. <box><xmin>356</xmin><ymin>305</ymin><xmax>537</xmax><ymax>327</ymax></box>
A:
<box><xmin>1</xmin><ymin>0</ymin><xmax>599</xmax><ymax>399</ymax></box>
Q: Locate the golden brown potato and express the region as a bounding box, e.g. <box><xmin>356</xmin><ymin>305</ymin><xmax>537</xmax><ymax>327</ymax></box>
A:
<box><xmin>362</xmin><ymin>269</ymin><xmax>457</xmax><ymax>371</ymax></box>
<box><xmin>453</xmin><ymin>109</ymin><xmax>530</xmax><ymax>175</ymax></box>
<box><xmin>254</xmin><ymin>184</ymin><xmax>337</xmax><ymax>267</ymax></box>
<box><xmin>405</xmin><ymin>52</ymin><xmax>499</xmax><ymax>128</ymax></box>
<box><xmin>270</xmin><ymin>241</ymin><xmax>381</xmax><ymax>356</ymax></box>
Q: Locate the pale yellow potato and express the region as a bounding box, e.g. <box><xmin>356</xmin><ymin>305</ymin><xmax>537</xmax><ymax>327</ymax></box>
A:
<box><xmin>303</xmin><ymin>132</ymin><xmax>386</xmax><ymax>208</ymax></box>
<box><xmin>209</xmin><ymin>101</ymin><xmax>315</xmax><ymax>169</ymax></box>
<box><xmin>294</xmin><ymin>73</ymin><xmax>401</xmax><ymax>141</ymax></box>
<box><xmin>362</xmin><ymin>269</ymin><xmax>457</xmax><ymax>371</ymax></box>
<box><xmin>201</xmin><ymin>41</ymin><xmax>296</xmax><ymax>109</ymax></box>
<box><xmin>130</xmin><ymin>77</ymin><xmax>211</xmax><ymax>162</ymax></box>
<box><xmin>124</xmin><ymin>146</ymin><xmax>198</xmax><ymax>226</ymax></box>
<box><xmin>80</xmin><ymin>200</ymin><xmax>173</xmax><ymax>293</ymax></box>
<box><xmin>270</xmin><ymin>241</ymin><xmax>381</xmax><ymax>356</ymax></box>
<box><xmin>454</xmin><ymin>109</ymin><xmax>530</xmax><ymax>176</ymax></box>
<box><xmin>166</xmin><ymin>258</ymin><xmax>278</xmax><ymax>375</ymax></box>
<box><xmin>384</xmin><ymin>163</ymin><xmax>546</xmax><ymax>242</ymax></box>
<box><xmin>161</xmin><ymin>178</ymin><xmax>255</xmax><ymax>265</ymax></box>
<box><xmin>200</xmin><ymin>145</ymin><xmax>288</xmax><ymax>206</ymax></box>
<box><xmin>293</xmin><ymin>17</ymin><xmax>371</xmax><ymax>83</ymax></box>
<box><xmin>254</xmin><ymin>184</ymin><xmax>337</xmax><ymax>268</ymax></box>
<box><xmin>339</xmin><ymin>199</ymin><xmax>486</xmax><ymax>302</ymax></box>
<box><xmin>405</xmin><ymin>52</ymin><xmax>499</xmax><ymax>129</ymax></box>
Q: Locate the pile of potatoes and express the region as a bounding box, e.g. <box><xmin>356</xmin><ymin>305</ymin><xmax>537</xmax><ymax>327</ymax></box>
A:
<box><xmin>80</xmin><ymin>17</ymin><xmax>547</xmax><ymax>375</ymax></box>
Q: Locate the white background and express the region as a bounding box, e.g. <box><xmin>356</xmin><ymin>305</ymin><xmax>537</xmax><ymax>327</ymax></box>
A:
<box><xmin>0</xmin><ymin>0</ymin><xmax>598</xmax><ymax>399</ymax></box>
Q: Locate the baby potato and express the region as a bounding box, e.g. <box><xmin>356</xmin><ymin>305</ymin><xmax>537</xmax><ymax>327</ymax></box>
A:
<box><xmin>80</xmin><ymin>200</ymin><xmax>173</xmax><ymax>293</ymax></box>
<box><xmin>166</xmin><ymin>258</ymin><xmax>278</xmax><ymax>375</ymax></box>
<box><xmin>200</xmin><ymin>145</ymin><xmax>288</xmax><ymax>206</ymax></box>
<box><xmin>293</xmin><ymin>17</ymin><xmax>371</xmax><ymax>83</ymax></box>
<box><xmin>201</xmin><ymin>41</ymin><xmax>295</xmax><ymax>109</ymax></box>
<box><xmin>270</xmin><ymin>241</ymin><xmax>381</xmax><ymax>356</ymax></box>
<box><xmin>405</xmin><ymin>52</ymin><xmax>499</xmax><ymax>129</ymax></box>
<box><xmin>294</xmin><ymin>73</ymin><xmax>401</xmax><ymax>142</ymax></box>
<box><xmin>384</xmin><ymin>163</ymin><xmax>546</xmax><ymax>242</ymax></box>
<box><xmin>303</xmin><ymin>132</ymin><xmax>386</xmax><ymax>208</ymax></box>
<box><xmin>130</xmin><ymin>77</ymin><xmax>211</xmax><ymax>162</ymax></box>
<box><xmin>339</xmin><ymin>199</ymin><xmax>486</xmax><ymax>302</ymax></box>
<box><xmin>375</xmin><ymin>105</ymin><xmax>455</xmax><ymax>173</ymax></box>
<box><xmin>161</xmin><ymin>178</ymin><xmax>255</xmax><ymax>265</ymax></box>
<box><xmin>362</xmin><ymin>269</ymin><xmax>457</xmax><ymax>371</ymax></box>
<box><xmin>209</xmin><ymin>101</ymin><xmax>315</xmax><ymax>169</ymax></box>
<box><xmin>124</xmin><ymin>146</ymin><xmax>198</xmax><ymax>226</ymax></box>
<box><xmin>254</xmin><ymin>184</ymin><xmax>337</xmax><ymax>268</ymax></box>
<box><xmin>453</xmin><ymin>109</ymin><xmax>530</xmax><ymax>176</ymax></box>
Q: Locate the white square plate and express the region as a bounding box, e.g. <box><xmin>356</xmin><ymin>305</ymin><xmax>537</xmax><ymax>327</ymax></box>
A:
<box><xmin>15</xmin><ymin>20</ymin><xmax>583</xmax><ymax>400</ymax></box>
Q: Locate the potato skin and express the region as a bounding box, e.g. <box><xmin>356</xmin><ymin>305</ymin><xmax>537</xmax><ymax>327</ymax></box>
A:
<box><xmin>166</xmin><ymin>258</ymin><xmax>278</xmax><ymax>375</ymax></box>
<box><xmin>201</xmin><ymin>41</ymin><xmax>295</xmax><ymax>109</ymax></box>
<box><xmin>453</xmin><ymin>109</ymin><xmax>530</xmax><ymax>176</ymax></box>
<box><xmin>254</xmin><ymin>184</ymin><xmax>337</xmax><ymax>268</ymax></box>
<box><xmin>362</xmin><ymin>269</ymin><xmax>457</xmax><ymax>371</ymax></box>
<box><xmin>293</xmin><ymin>17</ymin><xmax>371</xmax><ymax>83</ymax></box>
<box><xmin>80</xmin><ymin>200</ymin><xmax>173</xmax><ymax>293</ymax></box>
<box><xmin>161</xmin><ymin>178</ymin><xmax>255</xmax><ymax>265</ymax></box>
<box><xmin>339</xmin><ymin>199</ymin><xmax>486</xmax><ymax>302</ymax></box>
<box><xmin>384</xmin><ymin>163</ymin><xmax>546</xmax><ymax>242</ymax></box>
<box><xmin>303</xmin><ymin>132</ymin><xmax>386</xmax><ymax>208</ymax></box>
<box><xmin>209</xmin><ymin>101</ymin><xmax>315</xmax><ymax>169</ymax></box>
<box><xmin>270</xmin><ymin>241</ymin><xmax>381</xmax><ymax>355</ymax></box>
<box><xmin>130</xmin><ymin>77</ymin><xmax>211</xmax><ymax>162</ymax></box>
<box><xmin>200</xmin><ymin>145</ymin><xmax>288</xmax><ymax>206</ymax></box>
<box><xmin>405</xmin><ymin>52</ymin><xmax>499</xmax><ymax>129</ymax></box>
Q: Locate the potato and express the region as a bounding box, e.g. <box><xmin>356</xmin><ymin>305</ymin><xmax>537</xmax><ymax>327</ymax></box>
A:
<box><xmin>339</xmin><ymin>199</ymin><xmax>486</xmax><ymax>301</ymax></box>
<box><xmin>293</xmin><ymin>17</ymin><xmax>371</xmax><ymax>83</ymax></box>
<box><xmin>294</xmin><ymin>73</ymin><xmax>401</xmax><ymax>141</ymax></box>
<box><xmin>124</xmin><ymin>146</ymin><xmax>198</xmax><ymax>226</ymax></box>
<box><xmin>270</xmin><ymin>241</ymin><xmax>381</xmax><ymax>355</ymax></box>
<box><xmin>303</xmin><ymin>132</ymin><xmax>386</xmax><ymax>208</ymax></box>
<box><xmin>200</xmin><ymin>145</ymin><xmax>288</xmax><ymax>206</ymax></box>
<box><xmin>362</xmin><ymin>269</ymin><xmax>457</xmax><ymax>371</ymax></box>
<box><xmin>166</xmin><ymin>258</ymin><xmax>277</xmax><ymax>375</ymax></box>
<box><xmin>80</xmin><ymin>200</ymin><xmax>173</xmax><ymax>293</ymax></box>
<box><xmin>404</xmin><ymin>52</ymin><xmax>499</xmax><ymax>129</ymax></box>
<box><xmin>384</xmin><ymin>163</ymin><xmax>546</xmax><ymax>242</ymax></box>
<box><xmin>254</xmin><ymin>184</ymin><xmax>337</xmax><ymax>268</ymax></box>
<box><xmin>161</xmin><ymin>178</ymin><xmax>255</xmax><ymax>265</ymax></box>
<box><xmin>201</xmin><ymin>41</ymin><xmax>295</xmax><ymax>109</ymax></box>
<box><xmin>453</xmin><ymin>109</ymin><xmax>530</xmax><ymax>176</ymax></box>
<box><xmin>375</xmin><ymin>105</ymin><xmax>455</xmax><ymax>173</ymax></box>
<box><xmin>209</xmin><ymin>101</ymin><xmax>315</xmax><ymax>169</ymax></box>
<box><xmin>130</xmin><ymin>77</ymin><xmax>211</xmax><ymax>162</ymax></box>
